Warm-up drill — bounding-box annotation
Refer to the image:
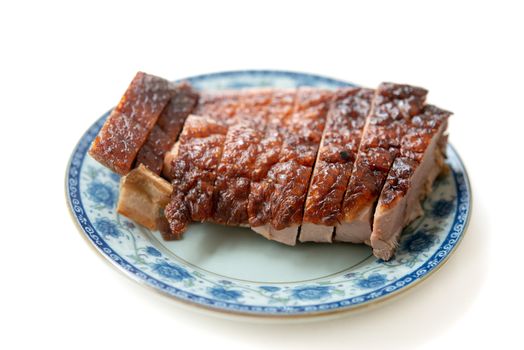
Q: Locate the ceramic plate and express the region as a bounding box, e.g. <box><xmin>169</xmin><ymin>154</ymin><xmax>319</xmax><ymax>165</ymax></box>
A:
<box><xmin>66</xmin><ymin>70</ymin><xmax>471</xmax><ymax>318</ymax></box>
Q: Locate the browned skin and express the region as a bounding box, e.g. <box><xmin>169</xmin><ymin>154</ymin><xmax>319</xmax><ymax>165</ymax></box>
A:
<box><xmin>166</xmin><ymin>91</ymin><xmax>269</xmax><ymax>239</ymax></box>
<box><xmin>161</xmin><ymin>91</ymin><xmax>249</xmax><ymax>182</ymax></box>
<box><xmin>135</xmin><ymin>82</ymin><xmax>199</xmax><ymax>174</ymax></box>
<box><xmin>233</xmin><ymin>89</ymin><xmax>274</xmax><ymax>128</ymax></box>
<box><xmin>303</xmin><ymin>88</ymin><xmax>373</xmax><ymax>226</ymax></box>
<box><xmin>164</xmin><ymin>89</ymin><xmax>284</xmax><ymax>231</ymax></box>
<box><xmin>379</xmin><ymin>105</ymin><xmax>451</xmax><ymax>208</ymax></box>
<box><xmin>134</xmin><ymin>127</ymin><xmax>171</xmax><ymax>175</ymax></box>
<box><xmin>192</xmin><ymin>91</ymin><xmax>242</xmax><ymax>124</ymax></box>
<box><xmin>212</xmin><ymin>124</ymin><xmax>265</xmax><ymax>225</ymax></box>
<box><xmin>248</xmin><ymin>90</ymin><xmax>297</xmax><ymax>227</ymax></box>
<box><xmin>269</xmin><ymin>88</ymin><xmax>333</xmax><ymax>230</ymax></box>
<box><xmin>164</xmin><ymin>116</ymin><xmax>227</xmax><ymax>239</ymax></box>
<box><xmin>341</xmin><ymin>83</ymin><xmax>428</xmax><ymax>221</ymax></box>
<box><xmin>212</xmin><ymin>90</ymin><xmax>274</xmax><ymax>225</ymax></box>
<box><xmin>89</xmin><ymin>72</ymin><xmax>172</xmax><ymax>174</ymax></box>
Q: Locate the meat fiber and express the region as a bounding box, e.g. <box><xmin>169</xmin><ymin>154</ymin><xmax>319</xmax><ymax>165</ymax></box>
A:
<box><xmin>117</xmin><ymin>164</ymin><xmax>172</xmax><ymax>231</ymax></box>
<box><xmin>300</xmin><ymin>88</ymin><xmax>373</xmax><ymax>243</ymax></box>
<box><xmin>89</xmin><ymin>72</ymin><xmax>173</xmax><ymax>174</ymax></box>
<box><xmin>135</xmin><ymin>82</ymin><xmax>199</xmax><ymax>174</ymax></box>
<box><xmin>335</xmin><ymin>83</ymin><xmax>428</xmax><ymax>244</ymax></box>
<box><xmin>370</xmin><ymin>105</ymin><xmax>451</xmax><ymax>260</ymax></box>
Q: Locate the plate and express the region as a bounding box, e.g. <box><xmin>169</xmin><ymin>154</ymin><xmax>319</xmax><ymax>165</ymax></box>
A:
<box><xmin>66</xmin><ymin>70</ymin><xmax>471</xmax><ymax>318</ymax></box>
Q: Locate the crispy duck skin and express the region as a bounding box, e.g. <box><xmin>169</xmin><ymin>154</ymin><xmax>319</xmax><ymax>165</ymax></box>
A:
<box><xmin>248</xmin><ymin>88</ymin><xmax>332</xmax><ymax>245</ymax></box>
<box><xmin>135</xmin><ymin>82</ymin><xmax>199</xmax><ymax>174</ymax></box>
<box><xmin>300</xmin><ymin>88</ymin><xmax>373</xmax><ymax>242</ymax></box>
<box><xmin>233</xmin><ymin>89</ymin><xmax>274</xmax><ymax>129</ymax></box>
<box><xmin>249</xmin><ymin>88</ymin><xmax>333</xmax><ymax>245</ymax></box>
<box><xmin>166</xmin><ymin>89</ymin><xmax>284</xmax><ymax>229</ymax></box>
<box><xmin>335</xmin><ymin>83</ymin><xmax>428</xmax><ymax>244</ymax></box>
<box><xmin>247</xmin><ymin>90</ymin><xmax>297</xmax><ymax>229</ymax></box>
<box><xmin>371</xmin><ymin>105</ymin><xmax>451</xmax><ymax>260</ymax></box>
<box><xmin>89</xmin><ymin>72</ymin><xmax>173</xmax><ymax>175</ymax></box>
<box><xmin>163</xmin><ymin>89</ymin><xmax>278</xmax><ymax>229</ymax></box>
<box><xmin>192</xmin><ymin>91</ymin><xmax>242</xmax><ymax>124</ymax></box>
<box><xmin>212</xmin><ymin>90</ymin><xmax>274</xmax><ymax>225</ymax></box>
<box><xmin>212</xmin><ymin>124</ymin><xmax>265</xmax><ymax>225</ymax></box>
<box><xmin>161</xmin><ymin>91</ymin><xmax>246</xmax><ymax>181</ymax></box>
<box><xmin>164</xmin><ymin>115</ymin><xmax>227</xmax><ymax>239</ymax></box>
<box><xmin>269</xmin><ymin>88</ymin><xmax>333</xmax><ymax>231</ymax></box>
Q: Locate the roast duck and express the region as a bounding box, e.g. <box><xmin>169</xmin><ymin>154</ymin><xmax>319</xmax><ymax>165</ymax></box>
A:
<box><xmin>89</xmin><ymin>72</ymin><xmax>451</xmax><ymax>261</ymax></box>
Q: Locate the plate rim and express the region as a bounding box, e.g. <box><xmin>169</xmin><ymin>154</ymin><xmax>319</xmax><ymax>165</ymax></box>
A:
<box><xmin>65</xmin><ymin>69</ymin><xmax>472</xmax><ymax>318</ymax></box>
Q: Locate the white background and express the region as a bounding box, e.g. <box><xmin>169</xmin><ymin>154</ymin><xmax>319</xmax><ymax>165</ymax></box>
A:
<box><xmin>1</xmin><ymin>1</ymin><xmax>523</xmax><ymax>349</ymax></box>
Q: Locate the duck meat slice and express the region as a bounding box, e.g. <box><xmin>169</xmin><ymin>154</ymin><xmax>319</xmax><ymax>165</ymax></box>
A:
<box><xmin>164</xmin><ymin>115</ymin><xmax>228</xmax><ymax>239</ymax></box>
<box><xmin>135</xmin><ymin>82</ymin><xmax>199</xmax><ymax>174</ymax></box>
<box><xmin>300</xmin><ymin>88</ymin><xmax>373</xmax><ymax>243</ymax></box>
<box><xmin>89</xmin><ymin>72</ymin><xmax>173</xmax><ymax>174</ymax></box>
<box><xmin>212</xmin><ymin>90</ymin><xmax>274</xmax><ymax>225</ymax></box>
<box><xmin>335</xmin><ymin>83</ymin><xmax>428</xmax><ymax>244</ymax></box>
<box><xmin>164</xmin><ymin>89</ymin><xmax>282</xmax><ymax>230</ymax></box>
<box><xmin>248</xmin><ymin>90</ymin><xmax>297</xmax><ymax>234</ymax></box>
<box><xmin>212</xmin><ymin>124</ymin><xmax>265</xmax><ymax>226</ymax></box>
<box><xmin>371</xmin><ymin>105</ymin><xmax>451</xmax><ymax>260</ymax></box>
<box><xmin>162</xmin><ymin>91</ymin><xmax>246</xmax><ymax>181</ymax></box>
<box><xmin>251</xmin><ymin>88</ymin><xmax>333</xmax><ymax>245</ymax></box>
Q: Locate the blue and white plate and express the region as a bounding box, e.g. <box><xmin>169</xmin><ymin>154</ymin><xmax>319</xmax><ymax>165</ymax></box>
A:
<box><xmin>66</xmin><ymin>70</ymin><xmax>471</xmax><ymax>318</ymax></box>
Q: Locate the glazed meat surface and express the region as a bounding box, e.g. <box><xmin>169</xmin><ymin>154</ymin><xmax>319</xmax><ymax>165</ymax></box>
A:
<box><xmin>371</xmin><ymin>105</ymin><xmax>451</xmax><ymax>260</ymax></box>
<box><xmin>89</xmin><ymin>72</ymin><xmax>173</xmax><ymax>174</ymax></box>
<box><xmin>164</xmin><ymin>115</ymin><xmax>227</xmax><ymax>239</ymax></box>
<box><xmin>269</xmin><ymin>88</ymin><xmax>333</xmax><ymax>231</ymax></box>
<box><xmin>335</xmin><ymin>83</ymin><xmax>428</xmax><ymax>244</ymax></box>
<box><xmin>233</xmin><ymin>89</ymin><xmax>274</xmax><ymax>129</ymax></box>
<box><xmin>212</xmin><ymin>124</ymin><xmax>265</xmax><ymax>225</ymax></box>
<box><xmin>300</xmin><ymin>88</ymin><xmax>373</xmax><ymax>242</ymax></box>
<box><xmin>90</xmin><ymin>72</ymin><xmax>454</xmax><ymax>262</ymax></box>
<box><xmin>193</xmin><ymin>91</ymin><xmax>242</xmax><ymax>124</ymax></box>
<box><xmin>245</xmin><ymin>88</ymin><xmax>333</xmax><ymax>245</ymax></box>
<box><xmin>161</xmin><ymin>90</ymin><xmax>241</xmax><ymax>179</ymax></box>
<box><xmin>135</xmin><ymin>82</ymin><xmax>199</xmax><ymax>174</ymax></box>
<box><xmin>212</xmin><ymin>90</ymin><xmax>275</xmax><ymax>225</ymax></box>
<box><xmin>247</xmin><ymin>90</ymin><xmax>297</xmax><ymax>228</ymax></box>
<box><xmin>164</xmin><ymin>90</ymin><xmax>292</xmax><ymax>236</ymax></box>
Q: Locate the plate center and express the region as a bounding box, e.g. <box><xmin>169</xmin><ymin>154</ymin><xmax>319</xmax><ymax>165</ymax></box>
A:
<box><xmin>152</xmin><ymin>223</ymin><xmax>372</xmax><ymax>283</ymax></box>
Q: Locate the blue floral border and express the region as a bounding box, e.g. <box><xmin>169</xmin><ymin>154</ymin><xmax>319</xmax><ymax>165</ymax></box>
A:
<box><xmin>66</xmin><ymin>70</ymin><xmax>471</xmax><ymax>316</ymax></box>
